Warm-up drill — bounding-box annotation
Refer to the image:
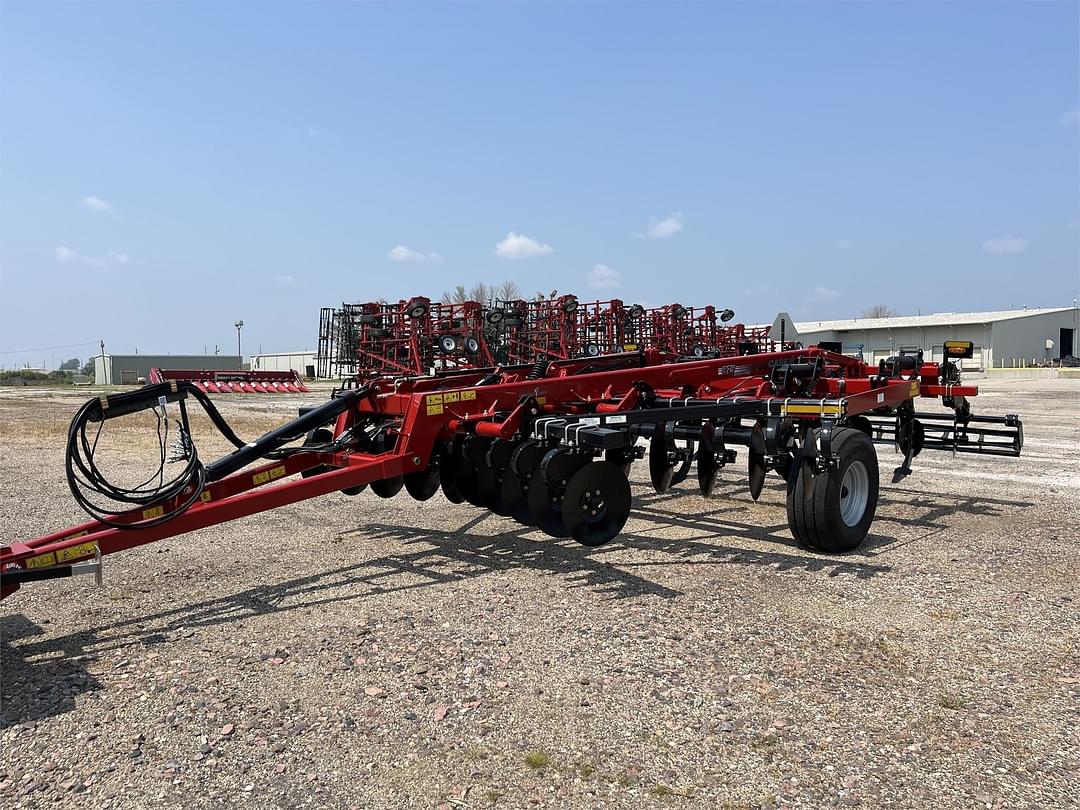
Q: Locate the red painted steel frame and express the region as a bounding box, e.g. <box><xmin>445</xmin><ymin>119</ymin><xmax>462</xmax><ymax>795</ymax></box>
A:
<box><xmin>0</xmin><ymin>345</ymin><xmax>977</xmax><ymax>597</ymax></box>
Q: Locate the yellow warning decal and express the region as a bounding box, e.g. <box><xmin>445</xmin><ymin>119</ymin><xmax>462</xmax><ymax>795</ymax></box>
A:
<box><xmin>200</xmin><ymin>491</ymin><xmax>212</xmax><ymax>503</ymax></box>
<box><xmin>909</xmin><ymin>381</ymin><xmax>920</xmax><ymax>397</ymax></box>
<box><xmin>427</xmin><ymin>403</ymin><xmax>444</xmax><ymax>416</ymax></box>
<box><xmin>782</xmin><ymin>403</ymin><xmax>844</xmax><ymax>417</ymax></box>
<box><xmin>444</xmin><ymin>391</ymin><xmax>460</xmax><ymax>403</ymax></box>
<box><xmin>25</xmin><ymin>552</ymin><xmax>57</xmax><ymax>570</ymax></box>
<box><xmin>536</xmin><ymin>396</ymin><xmax>546</xmax><ymax>405</ymax></box>
<box><xmin>253</xmin><ymin>465</ymin><xmax>287</xmax><ymax>486</ymax></box>
<box><xmin>460</xmin><ymin>390</ymin><xmax>476</xmax><ymax>401</ymax></box>
<box><xmin>57</xmin><ymin>541</ymin><xmax>97</xmax><ymax>564</ymax></box>
<box><xmin>142</xmin><ymin>506</ymin><xmax>165</xmax><ymax>520</ymax></box>
<box><xmin>426</xmin><ymin>393</ymin><xmax>444</xmax><ymax>405</ymax></box>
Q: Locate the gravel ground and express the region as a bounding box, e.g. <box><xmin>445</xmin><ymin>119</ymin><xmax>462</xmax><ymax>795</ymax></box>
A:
<box><xmin>1</xmin><ymin>379</ymin><xmax>1078</xmax><ymax>809</ymax></box>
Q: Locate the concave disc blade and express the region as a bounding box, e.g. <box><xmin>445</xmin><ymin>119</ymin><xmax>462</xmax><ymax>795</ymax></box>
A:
<box><xmin>696</xmin><ymin>423</ymin><xmax>719</xmax><ymax>497</ymax></box>
<box><xmin>371</xmin><ymin>475</ymin><xmax>404</xmax><ymax>498</ymax></box>
<box><xmin>649</xmin><ymin>423</ymin><xmax>675</xmax><ymax>493</ymax></box>
<box><xmin>561</xmin><ymin>461</ymin><xmax>632</xmax><ymax>547</ymax></box>
<box><xmin>527</xmin><ymin>468</ymin><xmax>571</xmax><ymax>537</ymax></box>
<box><xmin>748</xmin><ymin>422</ymin><xmax>767</xmax><ymax>501</ymax></box>
<box><xmin>404</xmin><ymin>468</ymin><xmax>440</xmax><ymax>501</ymax></box>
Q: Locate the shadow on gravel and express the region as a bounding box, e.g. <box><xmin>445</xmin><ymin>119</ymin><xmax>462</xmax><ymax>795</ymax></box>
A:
<box><xmin>874</xmin><ymin>487</ymin><xmax>1035</xmax><ymax>533</ymax></box>
<box><xmin>0</xmin><ymin>615</ymin><xmax>100</xmax><ymax>728</ymax></box>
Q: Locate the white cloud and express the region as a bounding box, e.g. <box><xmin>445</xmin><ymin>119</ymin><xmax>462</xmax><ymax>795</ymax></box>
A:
<box><xmin>54</xmin><ymin>245</ymin><xmax>104</xmax><ymax>267</ymax></box>
<box><xmin>810</xmin><ymin>286</ymin><xmax>840</xmax><ymax>302</ymax></box>
<box><xmin>80</xmin><ymin>195</ymin><xmax>113</xmax><ymax>213</ymax></box>
<box><xmin>494</xmin><ymin>231</ymin><xmax>554</xmax><ymax>259</ymax></box>
<box><xmin>275</xmin><ymin>274</ymin><xmax>297</xmax><ymax>287</ymax></box>
<box><xmin>982</xmin><ymin>235</ymin><xmax>1029</xmax><ymax>255</ymax></box>
<box><xmin>1060</xmin><ymin>108</ymin><xmax>1080</xmax><ymax>125</ymax></box>
<box><xmin>836</xmin><ymin>239</ymin><xmax>854</xmax><ymax>252</ymax></box>
<box><xmin>387</xmin><ymin>245</ymin><xmax>443</xmax><ymax>263</ymax></box>
<box><xmin>636</xmin><ymin>212</ymin><xmax>683</xmax><ymax>239</ymax></box>
<box><xmin>587</xmin><ymin>263</ymin><xmax>620</xmax><ymax>291</ymax></box>
<box><xmin>107</xmin><ymin>250</ymin><xmax>130</xmax><ymax>264</ymax></box>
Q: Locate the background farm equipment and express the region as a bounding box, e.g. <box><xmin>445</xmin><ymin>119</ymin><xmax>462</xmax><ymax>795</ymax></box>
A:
<box><xmin>148</xmin><ymin>368</ymin><xmax>309</xmax><ymax>393</ymax></box>
<box><xmin>316</xmin><ymin>293</ymin><xmax>758</xmax><ymax>376</ymax></box>
<box><xmin>1</xmin><ymin>335</ymin><xmax>1023</xmax><ymax>600</ymax></box>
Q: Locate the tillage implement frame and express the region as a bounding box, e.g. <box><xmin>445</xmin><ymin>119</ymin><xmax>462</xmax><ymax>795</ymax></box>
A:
<box><xmin>0</xmin><ymin>341</ymin><xmax>1021</xmax><ymax>599</ymax></box>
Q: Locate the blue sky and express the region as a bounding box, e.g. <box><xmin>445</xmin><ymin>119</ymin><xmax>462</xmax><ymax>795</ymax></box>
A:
<box><xmin>1</xmin><ymin>1</ymin><xmax>1078</xmax><ymax>367</ymax></box>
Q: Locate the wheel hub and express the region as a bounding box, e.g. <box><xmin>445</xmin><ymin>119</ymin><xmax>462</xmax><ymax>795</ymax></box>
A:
<box><xmin>579</xmin><ymin>489</ymin><xmax>607</xmax><ymax>521</ymax></box>
<box><xmin>839</xmin><ymin>460</ymin><xmax>869</xmax><ymax>527</ymax></box>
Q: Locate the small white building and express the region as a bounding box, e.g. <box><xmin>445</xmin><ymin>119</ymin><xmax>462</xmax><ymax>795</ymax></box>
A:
<box><xmin>250</xmin><ymin>350</ymin><xmax>317</xmax><ymax>377</ymax></box>
<box><xmin>794</xmin><ymin>306</ymin><xmax>1079</xmax><ymax>369</ymax></box>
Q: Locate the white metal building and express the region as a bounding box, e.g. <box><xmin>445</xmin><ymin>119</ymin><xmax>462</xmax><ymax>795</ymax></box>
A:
<box><xmin>250</xmin><ymin>350</ymin><xmax>317</xmax><ymax>377</ymax></box>
<box><xmin>94</xmin><ymin>354</ymin><xmax>240</xmax><ymax>385</ymax></box>
<box><xmin>793</xmin><ymin>306</ymin><xmax>1079</xmax><ymax>369</ymax></box>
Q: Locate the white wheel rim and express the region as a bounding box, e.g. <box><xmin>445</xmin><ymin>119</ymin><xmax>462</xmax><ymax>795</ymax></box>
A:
<box><xmin>839</xmin><ymin>460</ymin><xmax>869</xmax><ymax>527</ymax></box>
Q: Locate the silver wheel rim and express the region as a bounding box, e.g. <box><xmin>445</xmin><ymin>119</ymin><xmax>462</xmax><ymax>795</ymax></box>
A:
<box><xmin>839</xmin><ymin>460</ymin><xmax>869</xmax><ymax>527</ymax></box>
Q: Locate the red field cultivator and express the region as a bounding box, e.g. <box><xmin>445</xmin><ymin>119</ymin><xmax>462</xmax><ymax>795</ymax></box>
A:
<box><xmin>318</xmin><ymin>294</ymin><xmax>760</xmax><ymax>376</ymax></box>
<box><xmin>149</xmin><ymin>368</ymin><xmax>309</xmax><ymax>394</ymax></box>
<box><xmin>1</xmin><ymin>336</ymin><xmax>1022</xmax><ymax>600</ymax></box>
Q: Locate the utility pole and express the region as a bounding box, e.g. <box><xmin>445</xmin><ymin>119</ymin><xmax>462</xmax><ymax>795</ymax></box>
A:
<box><xmin>235</xmin><ymin>320</ymin><xmax>244</xmax><ymax>366</ymax></box>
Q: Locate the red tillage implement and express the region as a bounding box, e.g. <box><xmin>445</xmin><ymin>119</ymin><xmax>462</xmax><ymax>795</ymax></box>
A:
<box><xmin>1</xmin><ymin>341</ymin><xmax>1021</xmax><ymax>599</ymax></box>
<box><xmin>149</xmin><ymin>368</ymin><xmax>310</xmax><ymax>394</ymax></box>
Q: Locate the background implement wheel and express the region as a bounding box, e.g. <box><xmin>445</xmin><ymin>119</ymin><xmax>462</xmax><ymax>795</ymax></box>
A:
<box><xmin>561</xmin><ymin>461</ymin><xmax>632</xmax><ymax>547</ymax></box>
<box><xmin>786</xmin><ymin>427</ymin><xmax>878</xmax><ymax>553</ymax></box>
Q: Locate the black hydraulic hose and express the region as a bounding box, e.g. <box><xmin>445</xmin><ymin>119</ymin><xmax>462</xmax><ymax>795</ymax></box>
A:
<box><xmin>64</xmin><ymin>383</ymin><xmax>368</xmax><ymax>529</ymax></box>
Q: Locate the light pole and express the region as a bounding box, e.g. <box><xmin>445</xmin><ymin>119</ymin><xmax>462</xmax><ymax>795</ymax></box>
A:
<box><xmin>234</xmin><ymin>320</ymin><xmax>244</xmax><ymax>365</ymax></box>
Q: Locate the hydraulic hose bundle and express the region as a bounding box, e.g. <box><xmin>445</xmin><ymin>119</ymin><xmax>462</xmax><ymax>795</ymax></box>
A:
<box><xmin>65</xmin><ymin>382</ymin><xmax>247</xmax><ymax>529</ymax></box>
<box><xmin>64</xmin><ymin>383</ymin><xmax>366</xmax><ymax>530</ymax></box>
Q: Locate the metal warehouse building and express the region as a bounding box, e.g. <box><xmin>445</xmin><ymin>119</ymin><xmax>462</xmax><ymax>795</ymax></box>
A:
<box><xmin>94</xmin><ymin>354</ymin><xmax>240</xmax><ymax>385</ymax></box>
<box><xmin>795</xmin><ymin>306</ymin><xmax>1079</xmax><ymax>369</ymax></box>
<box><xmin>250</xmin><ymin>350</ymin><xmax>317</xmax><ymax>377</ymax></box>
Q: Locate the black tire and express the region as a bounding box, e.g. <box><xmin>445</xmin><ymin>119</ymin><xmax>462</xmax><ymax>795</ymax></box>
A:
<box><xmin>786</xmin><ymin>427</ymin><xmax>878</xmax><ymax>553</ymax></box>
<box><xmin>438</xmin><ymin>334</ymin><xmax>458</xmax><ymax>354</ymax></box>
<box><xmin>368</xmin><ymin>328</ymin><xmax>391</xmax><ymax>338</ymax></box>
<box><xmin>847</xmin><ymin>415</ymin><xmax>874</xmax><ymax>440</ymax></box>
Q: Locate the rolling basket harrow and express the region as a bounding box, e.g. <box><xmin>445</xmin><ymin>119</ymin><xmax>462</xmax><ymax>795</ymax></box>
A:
<box><xmin>1</xmin><ymin>334</ymin><xmax>1022</xmax><ymax>600</ymax></box>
